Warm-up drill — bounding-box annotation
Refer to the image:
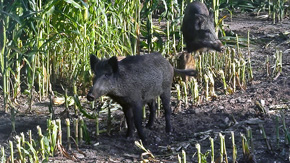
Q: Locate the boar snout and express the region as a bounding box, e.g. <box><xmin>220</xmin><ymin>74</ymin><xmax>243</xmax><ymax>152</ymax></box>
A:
<box><xmin>87</xmin><ymin>92</ymin><xmax>95</xmax><ymax>101</ymax></box>
<box><xmin>215</xmin><ymin>40</ymin><xmax>225</xmax><ymax>52</ymax></box>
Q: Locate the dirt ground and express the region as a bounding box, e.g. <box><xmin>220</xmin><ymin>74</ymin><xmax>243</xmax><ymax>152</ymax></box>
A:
<box><xmin>0</xmin><ymin>13</ymin><xmax>290</xmax><ymax>162</ymax></box>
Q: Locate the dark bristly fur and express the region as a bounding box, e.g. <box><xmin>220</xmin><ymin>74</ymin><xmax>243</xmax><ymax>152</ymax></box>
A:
<box><xmin>87</xmin><ymin>53</ymin><xmax>196</xmax><ymax>142</ymax></box>
<box><xmin>182</xmin><ymin>1</ymin><xmax>224</xmax><ymax>53</ymax></box>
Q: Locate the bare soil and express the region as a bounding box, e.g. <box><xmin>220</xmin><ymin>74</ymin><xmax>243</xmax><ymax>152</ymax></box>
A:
<box><xmin>0</xmin><ymin>13</ymin><xmax>290</xmax><ymax>163</ymax></box>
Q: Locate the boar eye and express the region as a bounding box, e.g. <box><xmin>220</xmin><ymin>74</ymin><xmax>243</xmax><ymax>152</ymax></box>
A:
<box><xmin>204</xmin><ymin>30</ymin><xmax>211</xmax><ymax>36</ymax></box>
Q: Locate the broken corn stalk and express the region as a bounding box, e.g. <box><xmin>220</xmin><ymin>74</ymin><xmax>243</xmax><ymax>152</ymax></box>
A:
<box><xmin>66</xmin><ymin>118</ymin><xmax>71</xmax><ymax>150</ymax></box>
<box><xmin>204</xmin><ymin>74</ymin><xmax>209</xmax><ymax>101</ymax></box>
<box><xmin>196</xmin><ymin>143</ymin><xmax>201</xmax><ymax>163</ymax></box>
<box><xmin>209</xmin><ymin>137</ymin><xmax>214</xmax><ymax>163</ymax></box>
<box><xmin>37</xmin><ymin>126</ymin><xmax>45</xmax><ymax>159</ymax></box>
<box><xmin>9</xmin><ymin>141</ymin><xmax>14</xmax><ymax>163</ymax></box>
<box><xmin>231</xmin><ymin>131</ymin><xmax>237</xmax><ymax>163</ymax></box>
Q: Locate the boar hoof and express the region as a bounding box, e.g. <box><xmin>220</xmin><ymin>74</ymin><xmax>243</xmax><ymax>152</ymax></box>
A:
<box><xmin>166</xmin><ymin>126</ymin><xmax>172</xmax><ymax>133</ymax></box>
<box><xmin>87</xmin><ymin>93</ymin><xmax>95</xmax><ymax>101</ymax></box>
<box><xmin>145</xmin><ymin>123</ymin><xmax>153</xmax><ymax>130</ymax></box>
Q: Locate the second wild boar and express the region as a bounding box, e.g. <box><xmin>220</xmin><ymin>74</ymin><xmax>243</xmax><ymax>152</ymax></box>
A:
<box><xmin>182</xmin><ymin>1</ymin><xmax>224</xmax><ymax>53</ymax></box>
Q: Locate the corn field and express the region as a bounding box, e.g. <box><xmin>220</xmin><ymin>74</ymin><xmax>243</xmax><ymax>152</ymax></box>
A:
<box><xmin>0</xmin><ymin>0</ymin><xmax>193</xmax><ymax>111</ymax></box>
<box><xmin>1</xmin><ymin>0</ymin><xmax>288</xmax><ymax>110</ymax></box>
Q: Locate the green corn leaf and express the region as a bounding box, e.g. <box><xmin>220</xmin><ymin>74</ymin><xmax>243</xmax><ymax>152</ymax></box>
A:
<box><xmin>64</xmin><ymin>0</ymin><xmax>82</xmax><ymax>9</ymax></box>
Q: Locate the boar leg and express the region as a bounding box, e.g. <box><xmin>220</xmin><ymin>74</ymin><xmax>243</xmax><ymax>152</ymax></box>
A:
<box><xmin>133</xmin><ymin>103</ymin><xmax>146</xmax><ymax>142</ymax></box>
<box><xmin>123</xmin><ymin>107</ymin><xmax>134</xmax><ymax>137</ymax></box>
<box><xmin>146</xmin><ymin>100</ymin><xmax>156</xmax><ymax>129</ymax></box>
<box><xmin>160</xmin><ymin>90</ymin><xmax>172</xmax><ymax>133</ymax></box>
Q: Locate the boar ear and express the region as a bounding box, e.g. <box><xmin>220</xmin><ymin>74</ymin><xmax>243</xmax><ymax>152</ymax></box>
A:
<box><xmin>90</xmin><ymin>54</ymin><xmax>99</xmax><ymax>72</ymax></box>
<box><xmin>194</xmin><ymin>14</ymin><xmax>205</xmax><ymax>30</ymax></box>
<box><xmin>108</xmin><ymin>56</ymin><xmax>118</xmax><ymax>73</ymax></box>
<box><xmin>209</xmin><ymin>9</ymin><xmax>214</xmax><ymax>19</ymax></box>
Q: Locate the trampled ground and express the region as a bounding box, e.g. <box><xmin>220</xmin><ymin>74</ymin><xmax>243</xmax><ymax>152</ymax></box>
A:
<box><xmin>0</xmin><ymin>12</ymin><xmax>290</xmax><ymax>162</ymax></box>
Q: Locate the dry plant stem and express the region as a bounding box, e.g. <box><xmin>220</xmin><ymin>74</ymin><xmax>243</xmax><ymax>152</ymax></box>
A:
<box><xmin>9</xmin><ymin>141</ymin><xmax>14</xmax><ymax>163</ymax></box>
<box><xmin>66</xmin><ymin>118</ymin><xmax>71</xmax><ymax>150</ymax></box>
<box><xmin>259</xmin><ymin>124</ymin><xmax>272</xmax><ymax>151</ymax></box>
<box><xmin>219</xmin><ymin>70</ymin><xmax>227</xmax><ymax>94</ymax></box>
<box><xmin>134</xmin><ymin>140</ymin><xmax>154</xmax><ymax>159</ymax></box>
<box><xmin>51</xmin><ymin>120</ymin><xmax>58</xmax><ymax>156</ymax></box>
<box><xmin>49</xmin><ymin>95</ymin><xmax>54</xmax><ymax>120</ymax></box>
<box><xmin>241</xmin><ymin>133</ymin><xmax>249</xmax><ymax>156</ymax></box>
<box><xmin>231</xmin><ymin>131</ymin><xmax>237</xmax><ymax>163</ymax></box>
<box><xmin>219</xmin><ymin>133</ymin><xmax>224</xmax><ymax>162</ymax></box>
<box><xmin>209</xmin><ymin>137</ymin><xmax>214</xmax><ymax>163</ymax></box>
<box><xmin>176</xmin><ymin>84</ymin><xmax>181</xmax><ymax>101</ymax></box>
<box><xmin>65</xmin><ymin>89</ymin><xmax>68</xmax><ymax>110</ymax></box>
<box><xmin>0</xmin><ymin>0</ymin><xmax>7</xmax><ymax>112</ymax></box>
<box><xmin>196</xmin><ymin>143</ymin><xmax>201</xmax><ymax>163</ymax></box>
<box><xmin>208</xmin><ymin>72</ymin><xmax>216</xmax><ymax>97</ymax></box>
<box><xmin>16</xmin><ymin>136</ymin><xmax>23</xmax><ymax>162</ymax></box>
<box><xmin>73</xmin><ymin>85</ymin><xmax>78</xmax><ymax>114</ymax></box>
<box><xmin>20</xmin><ymin>132</ymin><xmax>26</xmax><ymax>160</ymax></box>
<box><xmin>236</xmin><ymin>34</ymin><xmax>240</xmax><ymax>53</ymax></box>
<box><xmin>204</xmin><ymin>74</ymin><xmax>209</xmax><ymax>101</ymax></box>
<box><xmin>74</xmin><ymin>119</ymin><xmax>79</xmax><ymax>145</ymax></box>
<box><xmin>181</xmin><ymin>81</ymin><xmax>188</xmax><ymax>106</ymax></box>
<box><xmin>193</xmin><ymin>78</ymin><xmax>199</xmax><ymax>103</ymax></box>
<box><xmin>223</xmin><ymin>137</ymin><xmax>229</xmax><ymax>163</ymax></box>
<box><xmin>235</xmin><ymin>59</ymin><xmax>240</xmax><ymax>77</ymax></box>
<box><xmin>180</xmin><ymin>0</ymin><xmax>184</xmax><ymax>51</ymax></box>
<box><xmin>232</xmin><ymin>63</ymin><xmax>236</xmax><ymax>92</ymax></box>
<box><xmin>28</xmin><ymin>130</ymin><xmax>32</xmax><ymax>145</ymax></box>
<box><xmin>198</xmin><ymin>55</ymin><xmax>203</xmax><ymax>82</ymax></box>
<box><xmin>37</xmin><ymin>125</ymin><xmax>45</xmax><ymax>159</ymax></box>
<box><xmin>178</xmin><ymin>154</ymin><xmax>182</xmax><ymax>163</ymax></box>
<box><xmin>79</xmin><ymin>117</ymin><xmax>83</xmax><ymax>145</ymax></box>
<box><xmin>95</xmin><ymin>112</ymin><xmax>99</xmax><ymax>136</ymax></box>
<box><xmin>56</xmin><ymin>119</ymin><xmax>62</xmax><ymax>145</ymax></box>
<box><xmin>240</xmin><ymin>58</ymin><xmax>246</xmax><ymax>86</ymax></box>
<box><xmin>69</xmin><ymin>136</ymin><xmax>86</xmax><ymax>157</ymax></box>
<box><xmin>20</xmin><ymin>132</ymin><xmax>25</xmax><ymax>147</ymax></box>
<box><xmin>246</xmin><ymin>127</ymin><xmax>254</xmax><ymax>152</ymax></box>
<box><xmin>171</xmin><ymin>0</ymin><xmax>176</xmax><ymax>54</ymax></box>
<box><xmin>248</xmin><ymin>56</ymin><xmax>253</xmax><ymax>81</ymax></box>
<box><xmin>182</xmin><ymin>149</ymin><xmax>186</xmax><ymax>163</ymax></box>
<box><xmin>167</xmin><ymin>20</ymin><xmax>170</xmax><ymax>55</ymax></box>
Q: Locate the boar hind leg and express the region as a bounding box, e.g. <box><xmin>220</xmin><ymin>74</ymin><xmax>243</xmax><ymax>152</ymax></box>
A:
<box><xmin>123</xmin><ymin>107</ymin><xmax>134</xmax><ymax>137</ymax></box>
<box><xmin>133</xmin><ymin>103</ymin><xmax>146</xmax><ymax>142</ymax></box>
<box><xmin>146</xmin><ymin>100</ymin><xmax>156</xmax><ymax>129</ymax></box>
<box><xmin>160</xmin><ymin>90</ymin><xmax>172</xmax><ymax>133</ymax></box>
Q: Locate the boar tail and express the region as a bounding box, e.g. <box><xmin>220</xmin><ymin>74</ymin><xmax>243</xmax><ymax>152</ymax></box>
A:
<box><xmin>174</xmin><ymin>68</ymin><xmax>197</xmax><ymax>77</ymax></box>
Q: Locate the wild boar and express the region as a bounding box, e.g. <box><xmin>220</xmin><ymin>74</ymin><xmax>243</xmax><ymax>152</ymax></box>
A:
<box><xmin>182</xmin><ymin>1</ymin><xmax>224</xmax><ymax>53</ymax></box>
<box><xmin>87</xmin><ymin>53</ymin><xmax>196</xmax><ymax>142</ymax></box>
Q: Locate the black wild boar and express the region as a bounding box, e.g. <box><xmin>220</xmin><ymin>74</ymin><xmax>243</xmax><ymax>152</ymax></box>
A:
<box><xmin>181</xmin><ymin>1</ymin><xmax>224</xmax><ymax>53</ymax></box>
<box><xmin>87</xmin><ymin>53</ymin><xmax>196</xmax><ymax>142</ymax></box>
